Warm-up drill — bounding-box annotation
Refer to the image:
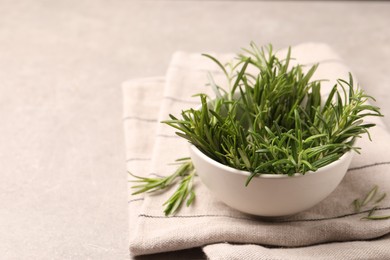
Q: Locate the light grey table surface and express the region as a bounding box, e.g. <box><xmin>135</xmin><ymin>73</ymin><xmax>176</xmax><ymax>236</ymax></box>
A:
<box><xmin>0</xmin><ymin>0</ymin><xmax>389</xmax><ymax>259</ymax></box>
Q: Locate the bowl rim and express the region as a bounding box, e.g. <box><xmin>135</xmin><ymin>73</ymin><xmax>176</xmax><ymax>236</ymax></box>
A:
<box><xmin>189</xmin><ymin>144</ymin><xmax>353</xmax><ymax>179</ymax></box>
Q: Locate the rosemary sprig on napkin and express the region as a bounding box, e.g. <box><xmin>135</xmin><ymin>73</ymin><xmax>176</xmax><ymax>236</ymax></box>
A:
<box><xmin>129</xmin><ymin>158</ymin><xmax>195</xmax><ymax>216</ymax></box>
<box><xmin>353</xmin><ymin>185</ymin><xmax>390</xmax><ymax>220</ymax></box>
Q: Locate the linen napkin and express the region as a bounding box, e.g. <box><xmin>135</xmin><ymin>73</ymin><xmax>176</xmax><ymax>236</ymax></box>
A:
<box><xmin>123</xmin><ymin>43</ymin><xmax>390</xmax><ymax>259</ymax></box>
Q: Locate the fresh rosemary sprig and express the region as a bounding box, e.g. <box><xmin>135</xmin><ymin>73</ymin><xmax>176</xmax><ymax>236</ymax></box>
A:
<box><xmin>163</xmin><ymin>42</ymin><xmax>383</xmax><ymax>185</ymax></box>
<box><xmin>352</xmin><ymin>185</ymin><xmax>390</xmax><ymax>221</ymax></box>
<box><xmin>129</xmin><ymin>158</ymin><xmax>196</xmax><ymax>215</ymax></box>
<box><xmin>163</xmin><ymin>170</ymin><xmax>196</xmax><ymax>216</ymax></box>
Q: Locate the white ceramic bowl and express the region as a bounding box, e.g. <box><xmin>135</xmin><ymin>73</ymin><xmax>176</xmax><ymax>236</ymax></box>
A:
<box><xmin>189</xmin><ymin>144</ymin><xmax>354</xmax><ymax>216</ymax></box>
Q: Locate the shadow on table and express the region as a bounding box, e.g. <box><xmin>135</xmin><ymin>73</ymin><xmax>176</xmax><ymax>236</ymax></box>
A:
<box><xmin>134</xmin><ymin>247</ymin><xmax>206</xmax><ymax>260</ymax></box>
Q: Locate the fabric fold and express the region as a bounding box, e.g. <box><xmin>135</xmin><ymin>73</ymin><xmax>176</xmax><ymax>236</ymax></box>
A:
<box><xmin>123</xmin><ymin>43</ymin><xmax>390</xmax><ymax>259</ymax></box>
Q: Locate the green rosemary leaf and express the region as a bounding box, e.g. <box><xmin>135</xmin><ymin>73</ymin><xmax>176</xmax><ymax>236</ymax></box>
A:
<box><xmin>362</xmin><ymin>185</ymin><xmax>378</xmax><ymax>206</ymax></box>
<box><xmin>186</xmin><ymin>190</ymin><xmax>196</xmax><ymax>207</ymax></box>
<box><xmin>202</xmin><ymin>53</ymin><xmax>230</xmax><ymax>81</ymax></box>
<box><xmin>303</xmin><ymin>134</ymin><xmax>327</xmax><ymax>144</ymax></box>
<box><xmin>368</xmin><ymin>206</ymin><xmax>379</xmax><ymax>217</ymax></box>
<box><xmin>361</xmin><ymin>215</ymin><xmax>390</xmax><ymax>221</ymax></box>
<box><xmin>207</xmin><ymin>72</ymin><xmax>223</xmax><ymax>100</ymax></box>
<box><xmin>375</xmin><ymin>193</ymin><xmax>387</xmax><ymax>204</ymax></box>
<box><xmin>238</xmin><ymin>147</ymin><xmax>251</xmax><ymax>169</ymax></box>
<box><xmin>353</xmin><ymin>199</ymin><xmax>361</xmax><ymax>212</ymax></box>
<box><xmin>245</xmin><ymin>172</ymin><xmax>258</xmax><ymax>187</ymax></box>
<box><xmin>129</xmin><ymin>172</ymin><xmax>170</xmax><ymax>195</ymax></box>
<box><xmin>311</xmin><ymin>153</ymin><xmax>340</xmax><ymax>169</ymax></box>
<box><xmin>300</xmin><ymin>160</ymin><xmax>316</xmax><ymax>171</ymax></box>
<box><xmin>231</xmin><ymin>58</ymin><xmax>251</xmax><ymax>94</ymax></box>
<box><xmin>174</xmin><ymin>157</ymin><xmax>191</xmax><ymax>162</ymax></box>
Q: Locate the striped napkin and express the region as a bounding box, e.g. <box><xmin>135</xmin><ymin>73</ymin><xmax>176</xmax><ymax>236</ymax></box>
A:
<box><xmin>123</xmin><ymin>43</ymin><xmax>390</xmax><ymax>259</ymax></box>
